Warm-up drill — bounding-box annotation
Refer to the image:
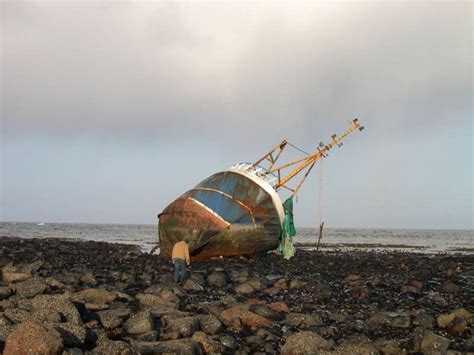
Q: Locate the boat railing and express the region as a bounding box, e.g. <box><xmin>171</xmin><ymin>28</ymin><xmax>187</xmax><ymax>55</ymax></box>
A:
<box><xmin>228</xmin><ymin>162</ymin><xmax>278</xmax><ymax>187</ymax></box>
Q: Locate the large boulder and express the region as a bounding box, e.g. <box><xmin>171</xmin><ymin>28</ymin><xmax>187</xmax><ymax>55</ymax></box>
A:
<box><xmin>72</xmin><ymin>288</ymin><xmax>117</xmax><ymax>305</ymax></box>
<box><xmin>3</xmin><ymin>320</ymin><xmax>63</xmax><ymax>355</ymax></box>
<box><xmin>281</xmin><ymin>331</ymin><xmax>333</xmax><ymax>354</ymax></box>
<box><xmin>14</xmin><ymin>278</ymin><xmax>47</xmax><ymax>298</ymax></box>
<box><xmin>125</xmin><ymin>311</ymin><xmax>154</xmax><ymax>335</ymax></box>
<box><xmin>32</xmin><ymin>294</ymin><xmax>82</xmax><ymax>324</ymax></box>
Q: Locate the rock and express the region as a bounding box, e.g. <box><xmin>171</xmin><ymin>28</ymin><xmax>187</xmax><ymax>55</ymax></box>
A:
<box><xmin>63</xmin><ymin>348</ymin><xmax>83</xmax><ymax>355</ymax></box>
<box><xmin>450</xmin><ymin>318</ymin><xmax>469</xmax><ymax>335</ymax></box>
<box><xmin>92</xmin><ymin>339</ymin><xmax>133</xmax><ymax>354</ymax></box>
<box><xmin>350</xmin><ymin>286</ymin><xmax>370</xmax><ymax>301</ymax></box>
<box><xmin>249</xmin><ymin>304</ymin><xmax>280</xmax><ymax>320</ymax></box>
<box><xmin>159</xmin><ymin>289</ymin><xmax>180</xmax><ymax>304</ymax></box>
<box><xmin>369</xmin><ymin>312</ymin><xmax>411</xmax><ymax>328</ymax></box>
<box><xmin>273</xmin><ymin>278</ymin><xmax>288</xmax><ymax>289</ymax></box>
<box><xmin>375</xmin><ymin>339</ymin><xmax>404</xmax><ymax>355</ymax></box>
<box><xmin>190</xmin><ymin>273</ymin><xmax>206</xmax><ymax>286</ymax></box>
<box><xmin>125</xmin><ymin>311</ymin><xmax>153</xmax><ymax>335</ymax></box>
<box><xmin>263</xmin><ymin>286</ymin><xmax>282</xmax><ymax>296</ymax></box>
<box><xmin>135</xmin><ymin>293</ymin><xmax>178</xmax><ymax>310</ymax></box>
<box><xmin>437</xmin><ymin>312</ymin><xmax>456</xmax><ymax>328</ymax></box>
<box><xmin>234</xmin><ymin>282</ymin><xmax>256</xmax><ymax>294</ymax></box>
<box><xmin>192</xmin><ymin>331</ymin><xmax>225</xmax><ymax>353</ymax></box>
<box><xmin>14</xmin><ymin>278</ymin><xmax>47</xmax><ymax>298</ymax></box>
<box><xmin>270</xmin><ymin>302</ymin><xmax>290</xmax><ymax>313</ymax></box>
<box><xmin>343</xmin><ymin>274</ymin><xmax>363</xmax><ymax>286</ymax></box>
<box><xmin>183</xmin><ymin>279</ymin><xmax>204</xmax><ymax>292</ymax></box>
<box><xmin>131</xmin><ymin>339</ymin><xmax>203</xmax><ymax>354</ymax></box>
<box><xmin>167</xmin><ymin>316</ymin><xmax>200</xmax><ymax>337</ymax></box>
<box><xmin>198</xmin><ymin>314</ymin><xmax>223</xmax><ymax>335</ymax></box>
<box><xmin>463</xmin><ymin>336</ymin><xmax>474</xmax><ymax>352</ymax></box>
<box><xmin>31</xmin><ymin>308</ymin><xmax>62</xmax><ymax>323</ymax></box>
<box><xmin>80</xmin><ymin>272</ymin><xmax>97</xmax><ymax>286</ymax></box>
<box><xmin>85</xmin><ymin>303</ymin><xmax>109</xmax><ymax>311</ymax></box>
<box><xmin>72</xmin><ymin>288</ymin><xmax>117</xmax><ymax>304</ymax></box>
<box><xmin>220</xmin><ymin>334</ymin><xmax>236</xmax><ymax>349</ymax></box>
<box><xmin>337</xmin><ymin>342</ymin><xmax>380</xmax><ymax>354</ymax></box>
<box><xmin>219</xmin><ymin>295</ymin><xmax>237</xmax><ymax>306</ymax></box>
<box><xmin>220</xmin><ymin>304</ymin><xmax>271</xmax><ymax>331</ymax></box>
<box><xmin>442</xmin><ymin>280</ymin><xmax>461</xmax><ymax>294</ymax></box>
<box><xmin>281</xmin><ymin>331</ymin><xmax>333</xmax><ymax>354</ymax></box>
<box><xmin>53</xmin><ymin>322</ymin><xmax>87</xmax><ymax>347</ymax></box>
<box><xmin>207</xmin><ymin>272</ymin><xmax>227</xmax><ymax>288</ymax></box>
<box><xmin>98</xmin><ymin>310</ymin><xmax>123</xmax><ymax>330</ymax></box>
<box><xmin>420</xmin><ymin>330</ymin><xmax>451</xmax><ymax>353</ymax></box>
<box><xmin>0</xmin><ymin>316</ymin><xmax>13</xmax><ymax>342</ymax></box>
<box><xmin>3</xmin><ymin>320</ymin><xmax>63</xmax><ymax>355</ymax></box>
<box><xmin>401</xmin><ymin>285</ymin><xmax>420</xmax><ymax>294</ymax></box>
<box><xmin>452</xmin><ymin>307</ymin><xmax>473</xmax><ymax>319</ymax></box>
<box><xmin>32</xmin><ymin>294</ymin><xmax>82</xmax><ymax>324</ymax></box>
<box><xmin>135</xmin><ymin>330</ymin><xmax>158</xmax><ymax>341</ymax></box>
<box><xmin>233</xmin><ymin>270</ymin><xmax>249</xmax><ymax>283</ymax></box>
<box><xmin>45</xmin><ymin>277</ymin><xmax>65</xmax><ymax>289</ymax></box>
<box><xmin>289</xmin><ymin>279</ymin><xmax>306</xmax><ymax>289</ymax></box>
<box><xmin>284</xmin><ymin>312</ymin><xmax>323</xmax><ymax>328</ymax></box>
<box><xmin>0</xmin><ymin>286</ymin><xmax>12</xmax><ymax>300</ymax></box>
<box><xmin>2</xmin><ymin>264</ymin><xmax>31</xmax><ymax>283</ymax></box>
<box><xmin>414</xmin><ymin>314</ymin><xmax>434</xmax><ymax>329</ymax></box>
<box><xmin>4</xmin><ymin>308</ymin><xmax>30</xmax><ymax>323</ymax></box>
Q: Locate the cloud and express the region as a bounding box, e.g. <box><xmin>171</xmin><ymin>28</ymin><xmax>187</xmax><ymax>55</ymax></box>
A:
<box><xmin>1</xmin><ymin>1</ymin><xmax>471</xmax><ymax>142</ymax></box>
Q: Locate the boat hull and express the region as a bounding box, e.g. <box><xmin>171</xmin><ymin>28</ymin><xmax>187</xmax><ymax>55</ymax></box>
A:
<box><xmin>159</xmin><ymin>168</ymin><xmax>283</xmax><ymax>260</ymax></box>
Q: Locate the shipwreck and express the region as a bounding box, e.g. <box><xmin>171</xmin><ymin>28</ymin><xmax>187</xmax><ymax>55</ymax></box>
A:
<box><xmin>158</xmin><ymin>119</ymin><xmax>364</xmax><ymax>260</ymax></box>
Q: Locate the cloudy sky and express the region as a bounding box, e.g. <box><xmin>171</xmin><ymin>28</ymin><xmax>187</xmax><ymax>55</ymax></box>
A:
<box><xmin>1</xmin><ymin>1</ymin><xmax>472</xmax><ymax>229</ymax></box>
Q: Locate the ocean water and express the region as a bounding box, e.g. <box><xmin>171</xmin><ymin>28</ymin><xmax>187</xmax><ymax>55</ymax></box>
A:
<box><xmin>0</xmin><ymin>222</ymin><xmax>472</xmax><ymax>254</ymax></box>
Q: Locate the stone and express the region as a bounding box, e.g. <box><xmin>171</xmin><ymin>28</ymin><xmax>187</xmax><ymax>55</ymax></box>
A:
<box><xmin>281</xmin><ymin>331</ymin><xmax>333</xmax><ymax>354</ymax></box>
<box><xmin>14</xmin><ymin>278</ymin><xmax>47</xmax><ymax>298</ymax></box>
<box><xmin>270</xmin><ymin>302</ymin><xmax>290</xmax><ymax>313</ymax></box>
<box><xmin>3</xmin><ymin>320</ymin><xmax>63</xmax><ymax>355</ymax></box>
<box><xmin>136</xmin><ymin>293</ymin><xmax>178</xmax><ymax>310</ymax></box>
<box><xmin>53</xmin><ymin>322</ymin><xmax>87</xmax><ymax>347</ymax></box>
<box><xmin>337</xmin><ymin>342</ymin><xmax>380</xmax><ymax>354</ymax></box>
<box><xmin>45</xmin><ymin>277</ymin><xmax>65</xmax><ymax>289</ymax></box>
<box><xmin>198</xmin><ymin>314</ymin><xmax>223</xmax><ymax>335</ymax></box>
<box><xmin>220</xmin><ymin>304</ymin><xmax>271</xmax><ymax>331</ymax></box>
<box><xmin>219</xmin><ymin>295</ymin><xmax>237</xmax><ymax>306</ymax></box>
<box><xmin>0</xmin><ymin>286</ymin><xmax>12</xmax><ymax>300</ymax></box>
<box><xmin>463</xmin><ymin>336</ymin><xmax>474</xmax><ymax>352</ymax></box>
<box><xmin>167</xmin><ymin>316</ymin><xmax>200</xmax><ymax>337</ymax></box>
<box><xmin>0</xmin><ymin>316</ymin><xmax>13</xmax><ymax>342</ymax></box>
<box><xmin>233</xmin><ymin>270</ymin><xmax>249</xmax><ymax>283</ymax></box>
<box><xmin>247</xmin><ymin>277</ymin><xmax>264</xmax><ymax>290</ymax></box>
<box><xmin>263</xmin><ymin>286</ymin><xmax>282</xmax><ymax>296</ymax></box>
<box><xmin>72</xmin><ymin>288</ymin><xmax>117</xmax><ymax>304</ymax></box>
<box><xmin>182</xmin><ymin>279</ymin><xmax>204</xmax><ymax>292</ymax></box>
<box><xmin>4</xmin><ymin>308</ymin><xmax>30</xmax><ymax>323</ymax></box>
<box><xmin>284</xmin><ymin>312</ymin><xmax>323</xmax><ymax>328</ymax></box>
<box><xmin>450</xmin><ymin>318</ymin><xmax>469</xmax><ymax>335</ymax></box>
<box><xmin>420</xmin><ymin>330</ymin><xmax>451</xmax><ymax>353</ymax></box>
<box><xmin>273</xmin><ymin>278</ymin><xmax>288</xmax><ymax>288</ymax></box>
<box><xmin>190</xmin><ymin>273</ymin><xmax>206</xmax><ymax>286</ymax></box>
<box><xmin>369</xmin><ymin>312</ymin><xmax>411</xmax><ymax>328</ymax></box>
<box><xmin>131</xmin><ymin>339</ymin><xmax>203</xmax><ymax>354</ymax></box>
<box><xmin>63</xmin><ymin>348</ymin><xmax>83</xmax><ymax>355</ymax></box>
<box><xmin>234</xmin><ymin>282</ymin><xmax>256</xmax><ymax>294</ymax></box>
<box><xmin>32</xmin><ymin>294</ymin><xmax>83</xmax><ymax>324</ymax></box>
<box><xmin>437</xmin><ymin>312</ymin><xmax>456</xmax><ymax>328</ymax></box>
<box><xmin>2</xmin><ymin>264</ymin><xmax>31</xmax><ymax>283</ymax></box>
<box><xmin>207</xmin><ymin>272</ymin><xmax>227</xmax><ymax>288</ymax></box>
<box><xmin>31</xmin><ymin>308</ymin><xmax>62</xmax><ymax>323</ymax></box>
<box><xmin>374</xmin><ymin>339</ymin><xmax>404</xmax><ymax>355</ymax></box>
<box><xmin>343</xmin><ymin>274</ymin><xmax>363</xmax><ymax>286</ymax></box>
<box><xmin>192</xmin><ymin>331</ymin><xmax>226</xmax><ymax>353</ymax></box>
<box><xmin>289</xmin><ymin>279</ymin><xmax>306</xmax><ymax>289</ymax></box>
<box><xmin>135</xmin><ymin>330</ymin><xmax>158</xmax><ymax>341</ymax></box>
<box><xmin>220</xmin><ymin>334</ymin><xmax>236</xmax><ymax>349</ymax></box>
<box><xmin>125</xmin><ymin>311</ymin><xmax>153</xmax><ymax>335</ymax></box>
<box><xmin>80</xmin><ymin>272</ymin><xmax>97</xmax><ymax>286</ymax></box>
<box><xmin>442</xmin><ymin>280</ymin><xmax>461</xmax><ymax>294</ymax></box>
<box><xmin>98</xmin><ymin>310</ymin><xmax>123</xmax><ymax>330</ymax></box>
<box><xmin>249</xmin><ymin>304</ymin><xmax>280</xmax><ymax>320</ymax></box>
<box><xmin>92</xmin><ymin>339</ymin><xmax>133</xmax><ymax>354</ymax></box>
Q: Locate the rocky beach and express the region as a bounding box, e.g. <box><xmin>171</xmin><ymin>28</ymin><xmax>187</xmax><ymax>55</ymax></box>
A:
<box><xmin>0</xmin><ymin>236</ymin><xmax>473</xmax><ymax>354</ymax></box>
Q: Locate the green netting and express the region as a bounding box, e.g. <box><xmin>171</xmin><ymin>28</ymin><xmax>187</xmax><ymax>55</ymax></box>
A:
<box><xmin>275</xmin><ymin>197</ymin><xmax>296</xmax><ymax>260</ymax></box>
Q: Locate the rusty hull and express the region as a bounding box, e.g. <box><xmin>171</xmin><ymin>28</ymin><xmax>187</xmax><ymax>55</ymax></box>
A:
<box><xmin>159</xmin><ymin>168</ymin><xmax>283</xmax><ymax>260</ymax></box>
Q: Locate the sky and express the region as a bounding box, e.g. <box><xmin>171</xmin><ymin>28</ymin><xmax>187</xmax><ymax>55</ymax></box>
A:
<box><xmin>1</xmin><ymin>1</ymin><xmax>472</xmax><ymax>229</ymax></box>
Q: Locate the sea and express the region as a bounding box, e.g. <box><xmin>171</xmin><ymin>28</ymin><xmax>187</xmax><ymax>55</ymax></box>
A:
<box><xmin>0</xmin><ymin>222</ymin><xmax>472</xmax><ymax>254</ymax></box>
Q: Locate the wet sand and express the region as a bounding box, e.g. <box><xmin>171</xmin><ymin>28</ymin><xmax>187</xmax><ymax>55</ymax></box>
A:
<box><xmin>0</xmin><ymin>236</ymin><xmax>473</xmax><ymax>354</ymax></box>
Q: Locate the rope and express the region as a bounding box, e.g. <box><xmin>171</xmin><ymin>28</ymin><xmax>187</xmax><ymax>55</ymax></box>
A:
<box><xmin>318</xmin><ymin>158</ymin><xmax>323</xmax><ymax>226</ymax></box>
<box><xmin>287</xmin><ymin>142</ymin><xmax>310</xmax><ymax>156</ymax></box>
